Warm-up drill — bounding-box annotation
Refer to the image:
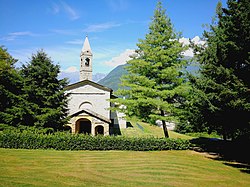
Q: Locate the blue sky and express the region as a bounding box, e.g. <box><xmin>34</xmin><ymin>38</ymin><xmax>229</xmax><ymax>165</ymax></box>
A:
<box><xmin>0</xmin><ymin>0</ymin><xmax>227</xmax><ymax>80</ymax></box>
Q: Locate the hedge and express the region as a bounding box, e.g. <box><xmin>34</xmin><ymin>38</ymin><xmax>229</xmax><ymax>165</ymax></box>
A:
<box><xmin>0</xmin><ymin>131</ymin><xmax>191</xmax><ymax>151</ymax></box>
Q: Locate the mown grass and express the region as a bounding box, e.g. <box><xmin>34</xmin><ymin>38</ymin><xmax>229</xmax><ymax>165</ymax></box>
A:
<box><xmin>121</xmin><ymin>118</ymin><xmax>193</xmax><ymax>139</ymax></box>
<box><xmin>0</xmin><ymin>148</ymin><xmax>249</xmax><ymax>187</ymax></box>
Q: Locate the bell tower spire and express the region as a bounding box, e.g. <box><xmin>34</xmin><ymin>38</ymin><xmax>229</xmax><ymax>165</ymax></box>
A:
<box><xmin>80</xmin><ymin>36</ymin><xmax>93</xmax><ymax>81</ymax></box>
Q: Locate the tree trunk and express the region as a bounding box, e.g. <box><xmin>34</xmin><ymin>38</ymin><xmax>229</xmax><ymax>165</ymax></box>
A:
<box><xmin>161</xmin><ymin>110</ymin><xmax>169</xmax><ymax>138</ymax></box>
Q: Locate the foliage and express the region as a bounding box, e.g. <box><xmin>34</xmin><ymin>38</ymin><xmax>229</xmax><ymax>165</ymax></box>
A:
<box><xmin>0</xmin><ymin>130</ymin><xmax>191</xmax><ymax>151</ymax></box>
<box><xmin>0</xmin><ymin>47</ymin><xmax>26</xmax><ymax>127</ymax></box>
<box><xmin>185</xmin><ymin>0</ymin><xmax>250</xmax><ymax>139</ymax></box>
<box><xmin>20</xmin><ymin>50</ymin><xmax>69</xmax><ymax>130</ymax></box>
<box><xmin>111</xmin><ymin>2</ymin><xmax>190</xmax><ymax>137</ymax></box>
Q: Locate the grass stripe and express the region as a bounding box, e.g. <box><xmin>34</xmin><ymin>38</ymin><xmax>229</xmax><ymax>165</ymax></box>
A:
<box><xmin>0</xmin><ymin>149</ymin><xmax>249</xmax><ymax>187</ymax></box>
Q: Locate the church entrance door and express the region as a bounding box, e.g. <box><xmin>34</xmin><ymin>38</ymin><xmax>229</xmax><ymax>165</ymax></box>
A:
<box><xmin>95</xmin><ymin>125</ymin><xmax>104</xmax><ymax>135</ymax></box>
<box><xmin>78</xmin><ymin>119</ymin><xmax>91</xmax><ymax>134</ymax></box>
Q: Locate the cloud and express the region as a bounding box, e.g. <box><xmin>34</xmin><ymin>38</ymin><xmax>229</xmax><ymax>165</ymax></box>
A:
<box><xmin>104</xmin><ymin>49</ymin><xmax>134</xmax><ymax>67</ymax></box>
<box><xmin>179</xmin><ymin>37</ymin><xmax>190</xmax><ymax>46</ymax></box>
<box><xmin>191</xmin><ymin>36</ymin><xmax>206</xmax><ymax>45</ymax></box>
<box><xmin>66</xmin><ymin>39</ymin><xmax>83</xmax><ymax>45</ymax></box>
<box><xmin>64</xmin><ymin>66</ymin><xmax>78</xmax><ymax>72</ymax></box>
<box><xmin>51</xmin><ymin>2</ymin><xmax>60</xmax><ymax>14</ymax></box>
<box><xmin>179</xmin><ymin>36</ymin><xmax>206</xmax><ymax>57</ymax></box>
<box><xmin>61</xmin><ymin>1</ymin><xmax>80</xmax><ymax>20</ymax></box>
<box><xmin>59</xmin><ymin>66</ymin><xmax>106</xmax><ymax>83</ymax></box>
<box><xmin>50</xmin><ymin>29</ymin><xmax>78</xmax><ymax>35</ymax></box>
<box><xmin>1</xmin><ymin>31</ymin><xmax>35</xmax><ymax>41</ymax></box>
<box><xmin>106</xmin><ymin>0</ymin><xmax>128</xmax><ymax>11</ymax></box>
<box><xmin>50</xmin><ymin>1</ymin><xmax>80</xmax><ymax>20</ymax></box>
<box><xmin>83</xmin><ymin>22</ymin><xmax>121</xmax><ymax>33</ymax></box>
<box><xmin>59</xmin><ymin>69</ymin><xmax>79</xmax><ymax>84</ymax></box>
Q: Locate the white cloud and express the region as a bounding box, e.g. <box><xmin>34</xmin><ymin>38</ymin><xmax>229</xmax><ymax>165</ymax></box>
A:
<box><xmin>1</xmin><ymin>31</ymin><xmax>35</xmax><ymax>41</ymax></box>
<box><xmin>45</xmin><ymin>46</ymin><xmax>80</xmax><ymax>69</ymax></box>
<box><xmin>50</xmin><ymin>1</ymin><xmax>80</xmax><ymax>20</ymax></box>
<box><xmin>66</xmin><ymin>39</ymin><xmax>83</xmax><ymax>45</ymax></box>
<box><xmin>51</xmin><ymin>2</ymin><xmax>60</xmax><ymax>14</ymax></box>
<box><xmin>181</xmin><ymin>48</ymin><xmax>194</xmax><ymax>58</ymax></box>
<box><xmin>179</xmin><ymin>36</ymin><xmax>206</xmax><ymax>57</ymax></box>
<box><xmin>64</xmin><ymin>66</ymin><xmax>78</xmax><ymax>73</ymax></box>
<box><xmin>191</xmin><ymin>36</ymin><xmax>206</xmax><ymax>45</ymax></box>
<box><xmin>104</xmin><ymin>49</ymin><xmax>134</xmax><ymax>67</ymax></box>
<box><xmin>179</xmin><ymin>37</ymin><xmax>190</xmax><ymax>46</ymax></box>
<box><xmin>59</xmin><ymin>66</ymin><xmax>79</xmax><ymax>83</ymax></box>
<box><xmin>61</xmin><ymin>1</ymin><xmax>80</xmax><ymax>20</ymax></box>
<box><xmin>83</xmin><ymin>22</ymin><xmax>121</xmax><ymax>33</ymax></box>
<box><xmin>50</xmin><ymin>29</ymin><xmax>78</xmax><ymax>35</ymax></box>
<box><xmin>107</xmin><ymin>0</ymin><xmax>128</xmax><ymax>12</ymax></box>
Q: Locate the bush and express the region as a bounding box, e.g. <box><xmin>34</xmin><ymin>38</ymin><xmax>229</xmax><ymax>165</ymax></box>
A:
<box><xmin>0</xmin><ymin>130</ymin><xmax>191</xmax><ymax>151</ymax></box>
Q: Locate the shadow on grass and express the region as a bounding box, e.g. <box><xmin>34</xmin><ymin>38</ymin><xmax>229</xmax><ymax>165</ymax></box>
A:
<box><xmin>190</xmin><ymin>137</ymin><xmax>250</xmax><ymax>174</ymax></box>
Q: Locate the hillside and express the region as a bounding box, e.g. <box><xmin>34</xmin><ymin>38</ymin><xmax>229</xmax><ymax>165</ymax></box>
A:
<box><xmin>98</xmin><ymin>64</ymin><xmax>128</xmax><ymax>91</ymax></box>
<box><xmin>98</xmin><ymin>63</ymin><xmax>198</xmax><ymax>91</ymax></box>
<box><xmin>122</xmin><ymin>118</ymin><xmax>193</xmax><ymax>139</ymax></box>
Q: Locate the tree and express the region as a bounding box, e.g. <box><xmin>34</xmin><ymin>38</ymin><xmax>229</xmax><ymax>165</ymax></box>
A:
<box><xmin>187</xmin><ymin>0</ymin><xmax>250</xmax><ymax>140</ymax></box>
<box><xmin>0</xmin><ymin>46</ymin><xmax>25</xmax><ymax>127</ymax></box>
<box><xmin>112</xmin><ymin>2</ymin><xmax>189</xmax><ymax>137</ymax></box>
<box><xmin>21</xmin><ymin>50</ymin><xmax>69</xmax><ymax>130</ymax></box>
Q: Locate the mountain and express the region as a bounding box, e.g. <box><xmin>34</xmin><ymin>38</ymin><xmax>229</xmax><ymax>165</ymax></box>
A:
<box><xmin>93</xmin><ymin>73</ymin><xmax>106</xmax><ymax>82</ymax></box>
<box><xmin>98</xmin><ymin>64</ymin><xmax>128</xmax><ymax>91</ymax></box>
<box><xmin>98</xmin><ymin>63</ymin><xmax>199</xmax><ymax>92</ymax></box>
<box><xmin>59</xmin><ymin>71</ymin><xmax>106</xmax><ymax>84</ymax></box>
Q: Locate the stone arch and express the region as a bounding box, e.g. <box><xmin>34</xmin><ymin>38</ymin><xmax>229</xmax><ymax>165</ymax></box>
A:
<box><xmin>95</xmin><ymin>125</ymin><xmax>104</xmax><ymax>135</ymax></box>
<box><xmin>79</xmin><ymin>101</ymin><xmax>93</xmax><ymax>110</ymax></box>
<box><xmin>76</xmin><ymin>118</ymin><xmax>92</xmax><ymax>134</ymax></box>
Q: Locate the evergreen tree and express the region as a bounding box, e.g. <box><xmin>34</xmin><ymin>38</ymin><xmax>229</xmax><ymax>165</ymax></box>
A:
<box><xmin>0</xmin><ymin>46</ymin><xmax>25</xmax><ymax>127</ymax></box>
<box><xmin>188</xmin><ymin>0</ymin><xmax>250</xmax><ymax>140</ymax></box>
<box><xmin>112</xmin><ymin>2</ymin><xmax>189</xmax><ymax>137</ymax></box>
<box><xmin>21</xmin><ymin>50</ymin><xmax>68</xmax><ymax>130</ymax></box>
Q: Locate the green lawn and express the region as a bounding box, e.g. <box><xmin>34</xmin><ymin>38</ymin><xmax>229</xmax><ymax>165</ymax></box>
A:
<box><xmin>121</xmin><ymin>118</ymin><xmax>193</xmax><ymax>139</ymax></box>
<box><xmin>0</xmin><ymin>149</ymin><xmax>249</xmax><ymax>187</ymax></box>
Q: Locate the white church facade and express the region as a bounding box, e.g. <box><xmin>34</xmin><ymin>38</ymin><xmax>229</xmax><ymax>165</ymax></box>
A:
<box><xmin>65</xmin><ymin>36</ymin><xmax>126</xmax><ymax>135</ymax></box>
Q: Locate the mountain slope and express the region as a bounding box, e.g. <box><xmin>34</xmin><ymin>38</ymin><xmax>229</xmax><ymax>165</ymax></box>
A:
<box><xmin>98</xmin><ymin>64</ymin><xmax>128</xmax><ymax>91</ymax></box>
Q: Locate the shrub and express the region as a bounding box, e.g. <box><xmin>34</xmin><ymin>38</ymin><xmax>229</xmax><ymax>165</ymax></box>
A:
<box><xmin>0</xmin><ymin>130</ymin><xmax>191</xmax><ymax>151</ymax></box>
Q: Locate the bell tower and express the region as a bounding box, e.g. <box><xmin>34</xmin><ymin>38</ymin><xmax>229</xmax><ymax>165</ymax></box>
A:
<box><xmin>80</xmin><ymin>36</ymin><xmax>93</xmax><ymax>81</ymax></box>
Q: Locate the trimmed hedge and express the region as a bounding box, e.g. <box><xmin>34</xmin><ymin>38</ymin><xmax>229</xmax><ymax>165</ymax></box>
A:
<box><xmin>0</xmin><ymin>131</ymin><xmax>191</xmax><ymax>151</ymax></box>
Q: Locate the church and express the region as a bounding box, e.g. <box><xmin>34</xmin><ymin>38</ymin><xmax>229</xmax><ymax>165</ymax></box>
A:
<box><xmin>65</xmin><ymin>36</ymin><xmax>126</xmax><ymax>135</ymax></box>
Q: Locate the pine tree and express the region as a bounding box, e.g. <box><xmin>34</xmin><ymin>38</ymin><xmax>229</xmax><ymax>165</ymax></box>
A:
<box><xmin>112</xmin><ymin>2</ymin><xmax>189</xmax><ymax>137</ymax></box>
<box><xmin>21</xmin><ymin>50</ymin><xmax>69</xmax><ymax>130</ymax></box>
<box><xmin>0</xmin><ymin>46</ymin><xmax>25</xmax><ymax>127</ymax></box>
<box><xmin>188</xmin><ymin>0</ymin><xmax>250</xmax><ymax>140</ymax></box>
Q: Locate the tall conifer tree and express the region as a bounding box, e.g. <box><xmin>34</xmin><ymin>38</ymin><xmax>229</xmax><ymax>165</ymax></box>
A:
<box><xmin>112</xmin><ymin>2</ymin><xmax>189</xmax><ymax>137</ymax></box>
<box><xmin>188</xmin><ymin>0</ymin><xmax>250</xmax><ymax>139</ymax></box>
<box><xmin>21</xmin><ymin>50</ymin><xmax>68</xmax><ymax>130</ymax></box>
<box><xmin>0</xmin><ymin>47</ymin><xmax>25</xmax><ymax>127</ymax></box>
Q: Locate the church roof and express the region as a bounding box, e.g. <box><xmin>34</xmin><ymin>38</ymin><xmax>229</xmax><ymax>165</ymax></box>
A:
<box><xmin>81</xmin><ymin>36</ymin><xmax>92</xmax><ymax>54</ymax></box>
<box><xmin>71</xmin><ymin>108</ymin><xmax>111</xmax><ymax>124</ymax></box>
<box><xmin>65</xmin><ymin>79</ymin><xmax>112</xmax><ymax>92</ymax></box>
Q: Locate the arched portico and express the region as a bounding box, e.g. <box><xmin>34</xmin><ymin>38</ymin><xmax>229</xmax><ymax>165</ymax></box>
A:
<box><xmin>76</xmin><ymin>118</ymin><xmax>92</xmax><ymax>134</ymax></box>
<box><xmin>95</xmin><ymin>125</ymin><xmax>104</xmax><ymax>135</ymax></box>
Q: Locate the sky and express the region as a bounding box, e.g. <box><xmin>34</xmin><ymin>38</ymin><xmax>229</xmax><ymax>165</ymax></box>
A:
<box><xmin>0</xmin><ymin>0</ymin><xmax>227</xmax><ymax>82</ymax></box>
